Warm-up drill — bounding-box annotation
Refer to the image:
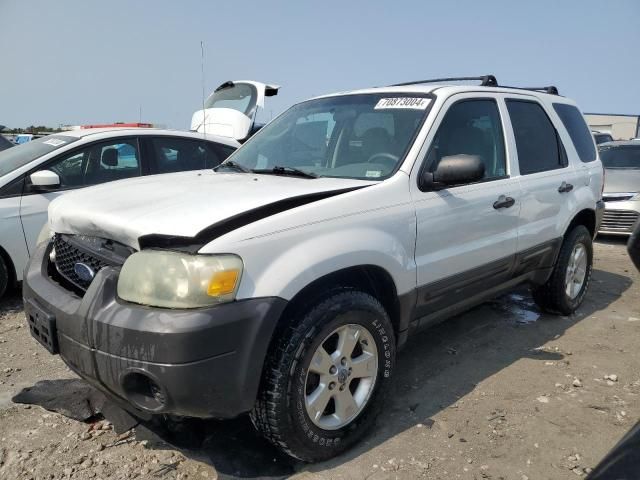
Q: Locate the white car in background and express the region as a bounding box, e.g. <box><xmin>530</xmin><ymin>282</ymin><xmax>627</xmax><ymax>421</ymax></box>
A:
<box><xmin>0</xmin><ymin>128</ymin><xmax>238</xmax><ymax>297</ymax></box>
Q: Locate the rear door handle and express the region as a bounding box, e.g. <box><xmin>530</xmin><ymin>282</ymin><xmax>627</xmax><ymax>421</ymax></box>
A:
<box><xmin>493</xmin><ymin>195</ymin><xmax>515</xmax><ymax>209</ymax></box>
<box><xmin>558</xmin><ymin>181</ymin><xmax>574</xmax><ymax>193</ymax></box>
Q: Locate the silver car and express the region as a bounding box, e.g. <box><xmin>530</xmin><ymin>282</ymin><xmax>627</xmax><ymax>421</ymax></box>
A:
<box><xmin>599</xmin><ymin>141</ymin><xmax>640</xmax><ymax>235</ymax></box>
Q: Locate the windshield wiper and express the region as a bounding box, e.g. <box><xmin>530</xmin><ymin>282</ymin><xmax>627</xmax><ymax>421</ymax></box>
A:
<box><xmin>252</xmin><ymin>166</ymin><xmax>319</xmax><ymax>179</ymax></box>
<box><xmin>213</xmin><ymin>160</ymin><xmax>252</xmax><ymax>173</ymax></box>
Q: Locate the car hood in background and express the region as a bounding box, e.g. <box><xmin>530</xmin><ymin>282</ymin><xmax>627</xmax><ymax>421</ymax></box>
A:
<box><xmin>604</xmin><ymin>168</ymin><xmax>640</xmax><ymax>193</ymax></box>
<box><xmin>49</xmin><ymin>170</ymin><xmax>373</xmax><ymax>250</ymax></box>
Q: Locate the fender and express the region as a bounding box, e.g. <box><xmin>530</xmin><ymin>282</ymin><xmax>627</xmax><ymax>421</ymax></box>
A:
<box><xmin>233</xmin><ymin>223</ymin><xmax>417</xmax><ymax>301</ymax></box>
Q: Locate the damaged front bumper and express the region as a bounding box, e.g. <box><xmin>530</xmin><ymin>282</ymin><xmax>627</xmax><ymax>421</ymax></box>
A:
<box><xmin>22</xmin><ymin>241</ymin><xmax>287</xmax><ymax>419</ymax></box>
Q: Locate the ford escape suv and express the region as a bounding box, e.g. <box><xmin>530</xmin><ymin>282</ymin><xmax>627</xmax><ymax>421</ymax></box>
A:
<box><xmin>24</xmin><ymin>75</ymin><xmax>604</xmax><ymax>462</ymax></box>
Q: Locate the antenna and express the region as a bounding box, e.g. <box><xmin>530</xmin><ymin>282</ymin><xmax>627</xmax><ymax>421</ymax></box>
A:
<box><xmin>200</xmin><ymin>41</ymin><xmax>206</xmax><ymax>137</ymax></box>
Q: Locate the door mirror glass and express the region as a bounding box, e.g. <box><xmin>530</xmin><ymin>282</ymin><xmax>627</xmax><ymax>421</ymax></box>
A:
<box><xmin>30</xmin><ymin>170</ymin><xmax>60</xmax><ymax>190</ymax></box>
<box><xmin>420</xmin><ymin>154</ymin><xmax>485</xmax><ymax>190</ymax></box>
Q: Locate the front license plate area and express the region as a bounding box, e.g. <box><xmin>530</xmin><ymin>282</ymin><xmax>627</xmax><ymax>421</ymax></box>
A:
<box><xmin>25</xmin><ymin>299</ymin><xmax>59</xmax><ymax>354</ymax></box>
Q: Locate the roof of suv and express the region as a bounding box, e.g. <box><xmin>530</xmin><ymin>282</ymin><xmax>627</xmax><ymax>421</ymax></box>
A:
<box><xmin>321</xmin><ymin>84</ymin><xmax>567</xmax><ymax>99</ymax></box>
<box><xmin>316</xmin><ymin>74</ymin><xmax>570</xmax><ymax>103</ymax></box>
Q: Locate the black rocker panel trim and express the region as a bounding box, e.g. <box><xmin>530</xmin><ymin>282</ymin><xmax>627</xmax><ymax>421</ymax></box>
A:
<box><xmin>138</xmin><ymin>186</ymin><xmax>368</xmax><ymax>252</ymax></box>
<box><xmin>411</xmin><ymin>237</ymin><xmax>562</xmax><ymax>329</ymax></box>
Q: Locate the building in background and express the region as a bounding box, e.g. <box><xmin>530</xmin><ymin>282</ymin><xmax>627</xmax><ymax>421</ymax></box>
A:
<box><xmin>585</xmin><ymin>113</ymin><xmax>640</xmax><ymax>140</ymax></box>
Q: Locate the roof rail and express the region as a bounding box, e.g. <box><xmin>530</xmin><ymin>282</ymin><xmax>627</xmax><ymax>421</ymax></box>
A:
<box><xmin>520</xmin><ymin>86</ymin><xmax>559</xmax><ymax>95</ymax></box>
<box><xmin>389</xmin><ymin>75</ymin><xmax>498</xmax><ymax>88</ymax></box>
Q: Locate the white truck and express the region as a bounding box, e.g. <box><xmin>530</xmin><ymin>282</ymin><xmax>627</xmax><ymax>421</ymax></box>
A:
<box><xmin>24</xmin><ymin>75</ymin><xmax>604</xmax><ymax>462</ymax></box>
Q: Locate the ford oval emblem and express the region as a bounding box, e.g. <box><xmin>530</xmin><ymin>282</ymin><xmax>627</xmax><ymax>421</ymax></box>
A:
<box><xmin>74</xmin><ymin>262</ymin><xmax>95</xmax><ymax>282</ymax></box>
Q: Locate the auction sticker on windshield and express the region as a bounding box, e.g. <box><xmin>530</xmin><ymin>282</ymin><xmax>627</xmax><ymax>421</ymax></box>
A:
<box><xmin>374</xmin><ymin>97</ymin><xmax>431</xmax><ymax>110</ymax></box>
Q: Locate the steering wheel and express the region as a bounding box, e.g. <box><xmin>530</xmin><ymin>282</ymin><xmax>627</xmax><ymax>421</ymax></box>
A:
<box><xmin>367</xmin><ymin>152</ymin><xmax>399</xmax><ymax>169</ymax></box>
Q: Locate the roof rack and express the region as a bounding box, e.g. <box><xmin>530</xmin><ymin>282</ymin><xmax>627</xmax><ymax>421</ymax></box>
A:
<box><xmin>388</xmin><ymin>75</ymin><xmax>560</xmax><ymax>95</ymax></box>
<box><xmin>520</xmin><ymin>86</ymin><xmax>559</xmax><ymax>95</ymax></box>
<box><xmin>390</xmin><ymin>75</ymin><xmax>498</xmax><ymax>88</ymax></box>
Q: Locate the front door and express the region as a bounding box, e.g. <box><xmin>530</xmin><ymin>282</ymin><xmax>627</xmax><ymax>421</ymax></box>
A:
<box><xmin>410</xmin><ymin>95</ymin><xmax>521</xmax><ymax>322</ymax></box>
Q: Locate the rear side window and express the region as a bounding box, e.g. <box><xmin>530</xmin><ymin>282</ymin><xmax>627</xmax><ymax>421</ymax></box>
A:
<box><xmin>506</xmin><ymin>100</ymin><xmax>564</xmax><ymax>175</ymax></box>
<box><xmin>553</xmin><ymin>103</ymin><xmax>597</xmax><ymax>162</ymax></box>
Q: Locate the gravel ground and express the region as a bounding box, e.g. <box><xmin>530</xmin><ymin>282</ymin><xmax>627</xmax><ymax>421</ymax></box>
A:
<box><xmin>0</xmin><ymin>238</ymin><xmax>638</xmax><ymax>480</ymax></box>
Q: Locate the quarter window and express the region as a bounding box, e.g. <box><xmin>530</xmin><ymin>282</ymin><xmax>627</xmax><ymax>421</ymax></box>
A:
<box><xmin>425</xmin><ymin>99</ymin><xmax>507</xmax><ymax>180</ymax></box>
<box><xmin>553</xmin><ymin>103</ymin><xmax>597</xmax><ymax>162</ymax></box>
<box><xmin>506</xmin><ymin>100</ymin><xmax>564</xmax><ymax>175</ymax></box>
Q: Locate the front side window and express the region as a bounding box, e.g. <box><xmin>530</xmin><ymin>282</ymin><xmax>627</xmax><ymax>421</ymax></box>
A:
<box><xmin>224</xmin><ymin>94</ymin><xmax>430</xmax><ymax>180</ymax></box>
<box><xmin>47</xmin><ymin>138</ymin><xmax>141</xmax><ymax>188</ymax></box>
<box><xmin>553</xmin><ymin>103</ymin><xmax>596</xmax><ymax>162</ymax></box>
<box><xmin>506</xmin><ymin>100</ymin><xmax>564</xmax><ymax>175</ymax></box>
<box><xmin>599</xmin><ymin>145</ymin><xmax>640</xmax><ymax>169</ymax></box>
<box><xmin>424</xmin><ymin>99</ymin><xmax>506</xmax><ymax>181</ymax></box>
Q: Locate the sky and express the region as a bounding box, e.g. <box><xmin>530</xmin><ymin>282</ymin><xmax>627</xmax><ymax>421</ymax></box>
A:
<box><xmin>1</xmin><ymin>0</ymin><xmax>639</xmax><ymax>129</ymax></box>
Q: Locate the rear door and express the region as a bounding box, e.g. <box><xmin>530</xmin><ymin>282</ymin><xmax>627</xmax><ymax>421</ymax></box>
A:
<box><xmin>410</xmin><ymin>94</ymin><xmax>521</xmax><ymax>324</ymax></box>
<box><xmin>19</xmin><ymin>137</ymin><xmax>142</xmax><ymax>252</ymax></box>
<box><xmin>504</xmin><ymin>97</ymin><xmax>581</xmax><ymax>256</ymax></box>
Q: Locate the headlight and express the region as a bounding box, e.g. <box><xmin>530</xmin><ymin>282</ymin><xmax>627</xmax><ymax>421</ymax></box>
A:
<box><xmin>117</xmin><ymin>251</ymin><xmax>243</xmax><ymax>309</ymax></box>
<box><xmin>36</xmin><ymin>223</ymin><xmax>53</xmax><ymax>246</ymax></box>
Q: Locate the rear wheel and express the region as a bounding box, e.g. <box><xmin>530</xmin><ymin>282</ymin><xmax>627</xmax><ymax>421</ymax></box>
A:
<box><xmin>251</xmin><ymin>290</ymin><xmax>395</xmax><ymax>462</ymax></box>
<box><xmin>0</xmin><ymin>256</ymin><xmax>9</xmax><ymax>299</ymax></box>
<box><xmin>532</xmin><ymin>225</ymin><xmax>593</xmax><ymax>315</ymax></box>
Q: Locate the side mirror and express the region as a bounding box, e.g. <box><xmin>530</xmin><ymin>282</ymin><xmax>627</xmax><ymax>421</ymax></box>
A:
<box><xmin>420</xmin><ymin>154</ymin><xmax>485</xmax><ymax>190</ymax></box>
<box><xmin>30</xmin><ymin>170</ymin><xmax>60</xmax><ymax>191</ymax></box>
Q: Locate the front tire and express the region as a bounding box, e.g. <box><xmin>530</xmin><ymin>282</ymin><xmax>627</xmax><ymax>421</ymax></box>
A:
<box><xmin>532</xmin><ymin>225</ymin><xmax>593</xmax><ymax>315</ymax></box>
<box><xmin>251</xmin><ymin>289</ymin><xmax>395</xmax><ymax>462</ymax></box>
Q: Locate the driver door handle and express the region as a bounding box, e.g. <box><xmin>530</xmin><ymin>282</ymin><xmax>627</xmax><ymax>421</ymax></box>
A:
<box><xmin>558</xmin><ymin>181</ymin><xmax>574</xmax><ymax>193</ymax></box>
<box><xmin>493</xmin><ymin>195</ymin><xmax>515</xmax><ymax>209</ymax></box>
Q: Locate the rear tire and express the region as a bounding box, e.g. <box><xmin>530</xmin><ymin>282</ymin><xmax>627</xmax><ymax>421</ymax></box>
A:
<box><xmin>532</xmin><ymin>225</ymin><xmax>593</xmax><ymax>315</ymax></box>
<box><xmin>251</xmin><ymin>289</ymin><xmax>395</xmax><ymax>462</ymax></box>
<box><xmin>0</xmin><ymin>256</ymin><xmax>9</xmax><ymax>299</ymax></box>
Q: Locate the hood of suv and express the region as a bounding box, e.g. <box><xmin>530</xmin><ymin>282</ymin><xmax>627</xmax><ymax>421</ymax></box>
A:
<box><xmin>49</xmin><ymin>170</ymin><xmax>372</xmax><ymax>249</ymax></box>
<box><xmin>604</xmin><ymin>168</ymin><xmax>640</xmax><ymax>193</ymax></box>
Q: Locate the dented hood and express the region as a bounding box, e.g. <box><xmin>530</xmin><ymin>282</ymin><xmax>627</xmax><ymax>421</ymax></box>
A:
<box><xmin>49</xmin><ymin>170</ymin><xmax>370</xmax><ymax>250</ymax></box>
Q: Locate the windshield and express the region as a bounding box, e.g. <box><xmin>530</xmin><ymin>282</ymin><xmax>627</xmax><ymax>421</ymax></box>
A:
<box><xmin>594</xmin><ymin>134</ymin><xmax>613</xmax><ymax>144</ymax></box>
<box><xmin>204</xmin><ymin>82</ymin><xmax>258</xmax><ymax>116</ymax></box>
<box><xmin>599</xmin><ymin>145</ymin><xmax>640</xmax><ymax>169</ymax></box>
<box><xmin>0</xmin><ymin>135</ymin><xmax>79</xmax><ymax>177</ymax></box>
<box><xmin>224</xmin><ymin>94</ymin><xmax>431</xmax><ymax>180</ymax></box>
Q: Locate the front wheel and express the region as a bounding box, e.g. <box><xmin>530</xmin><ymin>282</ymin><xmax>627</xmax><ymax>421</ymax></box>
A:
<box><xmin>533</xmin><ymin>225</ymin><xmax>593</xmax><ymax>315</ymax></box>
<box><xmin>251</xmin><ymin>290</ymin><xmax>395</xmax><ymax>462</ymax></box>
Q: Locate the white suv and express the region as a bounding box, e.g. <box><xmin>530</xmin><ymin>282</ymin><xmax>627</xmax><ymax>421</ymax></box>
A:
<box><xmin>23</xmin><ymin>76</ymin><xmax>604</xmax><ymax>462</ymax></box>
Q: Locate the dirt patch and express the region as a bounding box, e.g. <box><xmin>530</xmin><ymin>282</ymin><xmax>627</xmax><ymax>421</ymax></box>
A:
<box><xmin>0</xmin><ymin>239</ymin><xmax>638</xmax><ymax>479</ymax></box>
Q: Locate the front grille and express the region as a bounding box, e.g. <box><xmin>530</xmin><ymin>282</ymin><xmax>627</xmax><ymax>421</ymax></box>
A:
<box><xmin>51</xmin><ymin>234</ymin><xmax>134</xmax><ymax>293</ymax></box>
<box><xmin>603</xmin><ymin>193</ymin><xmax>635</xmax><ymax>202</ymax></box>
<box><xmin>600</xmin><ymin>210</ymin><xmax>640</xmax><ymax>233</ymax></box>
